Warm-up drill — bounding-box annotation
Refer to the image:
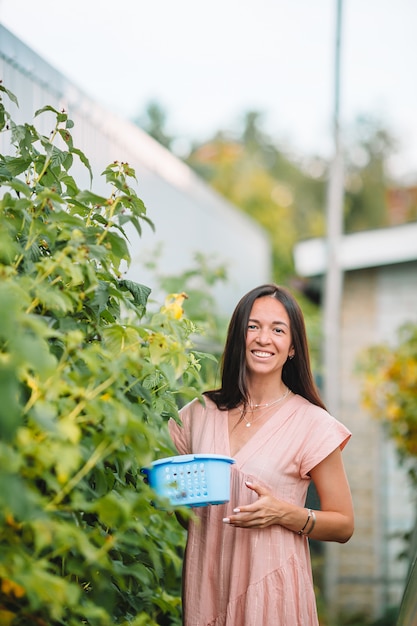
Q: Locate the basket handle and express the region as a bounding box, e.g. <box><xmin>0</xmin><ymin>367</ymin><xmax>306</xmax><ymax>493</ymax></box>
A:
<box><xmin>170</xmin><ymin>454</ymin><xmax>197</xmax><ymax>464</ymax></box>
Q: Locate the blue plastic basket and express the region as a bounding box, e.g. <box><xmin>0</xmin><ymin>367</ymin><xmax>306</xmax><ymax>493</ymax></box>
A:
<box><xmin>142</xmin><ymin>453</ymin><xmax>235</xmax><ymax>507</ymax></box>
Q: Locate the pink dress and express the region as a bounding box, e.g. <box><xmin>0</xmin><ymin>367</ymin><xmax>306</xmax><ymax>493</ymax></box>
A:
<box><xmin>169</xmin><ymin>393</ymin><xmax>351</xmax><ymax>626</ymax></box>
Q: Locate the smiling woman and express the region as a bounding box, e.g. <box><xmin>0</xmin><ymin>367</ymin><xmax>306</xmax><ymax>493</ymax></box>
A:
<box><xmin>169</xmin><ymin>283</ymin><xmax>354</xmax><ymax>626</ymax></box>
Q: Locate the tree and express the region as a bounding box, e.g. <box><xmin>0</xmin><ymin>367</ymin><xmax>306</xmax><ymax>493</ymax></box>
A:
<box><xmin>344</xmin><ymin>115</ymin><xmax>397</xmax><ymax>232</ymax></box>
<box><xmin>0</xmin><ymin>84</ymin><xmax>209</xmax><ymax>625</ymax></box>
<box><xmin>186</xmin><ymin>111</ymin><xmax>326</xmax><ymax>283</ymax></box>
<box><xmin>133</xmin><ymin>100</ymin><xmax>173</xmax><ymax>150</ymax></box>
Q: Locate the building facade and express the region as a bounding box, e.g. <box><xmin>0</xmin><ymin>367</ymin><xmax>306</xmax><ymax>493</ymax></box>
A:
<box><xmin>295</xmin><ymin>223</ymin><xmax>417</xmax><ymax>621</ymax></box>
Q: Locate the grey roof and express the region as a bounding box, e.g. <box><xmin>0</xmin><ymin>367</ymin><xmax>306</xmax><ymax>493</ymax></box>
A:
<box><xmin>294</xmin><ymin>222</ymin><xmax>417</xmax><ymax>277</ymax></box>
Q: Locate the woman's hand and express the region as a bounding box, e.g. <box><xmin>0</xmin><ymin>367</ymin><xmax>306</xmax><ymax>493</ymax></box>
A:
<box><xmin>223</xmin><ymin>481</ymin><xmax>284</xmax><ymax>528</ymax></box>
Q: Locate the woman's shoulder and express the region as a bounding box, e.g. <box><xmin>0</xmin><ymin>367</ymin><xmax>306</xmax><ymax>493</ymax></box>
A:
<box><xmin>292</xmin><ymin>394</ymin><xmax>336</xmax><ymax>423</ymax></box>
<box><xmin>292</xmin><ymin>393</ymin><xmax>351</xmax><ymax>439</ymax></box>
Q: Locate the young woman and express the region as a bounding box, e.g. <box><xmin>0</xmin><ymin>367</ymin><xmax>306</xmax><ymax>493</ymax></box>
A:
<box><xmin>169</xmin><ymin>283</ymin><xmax>354</xmax><ymax>626</ymax></box>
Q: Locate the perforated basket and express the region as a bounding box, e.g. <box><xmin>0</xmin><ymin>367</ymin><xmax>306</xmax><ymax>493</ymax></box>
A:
<box><xmin>142</xmin><ymin>454</ymin><xmax>235</xmax><ymax>507</ymax></box>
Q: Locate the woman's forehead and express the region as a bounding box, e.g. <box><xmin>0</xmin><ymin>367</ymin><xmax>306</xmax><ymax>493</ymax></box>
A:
<box><xmin>249</xmin><ymin>296</ymin><xmax>289</xmax><ymax>322</ymax></box>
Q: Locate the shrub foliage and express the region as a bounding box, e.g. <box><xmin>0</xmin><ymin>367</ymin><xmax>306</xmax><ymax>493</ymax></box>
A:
<box><xmin>359</xmin><ymin>322</ymin><xmax>417</xmax><ymax>479</ymax></box>
<box><xmin>0</xmin><ymin>84</ymin><xmax>205</xmax><ymax>625</ymax></box>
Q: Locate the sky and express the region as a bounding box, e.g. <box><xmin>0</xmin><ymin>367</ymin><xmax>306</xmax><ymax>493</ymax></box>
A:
<box><xmin>1</xmin><ymin>0</ymin><xmax>417</xmax><ymax>182</ymax></box>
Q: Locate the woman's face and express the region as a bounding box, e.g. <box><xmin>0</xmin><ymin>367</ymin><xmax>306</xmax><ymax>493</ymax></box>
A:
<box><xmin>245</xmin><ymin>296</ymin><xmax>294</xmax><ymax>378</ymax></box>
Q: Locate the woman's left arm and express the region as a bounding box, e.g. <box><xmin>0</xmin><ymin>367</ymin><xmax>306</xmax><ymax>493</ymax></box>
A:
<box><xmin>306</xmin><ymin>447</ymin><xmax>354</xmax><ymax>543</ymax></box>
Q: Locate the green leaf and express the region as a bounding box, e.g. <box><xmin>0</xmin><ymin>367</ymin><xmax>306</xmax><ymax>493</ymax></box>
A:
<box><xmin>60</xmin><ymin>173</ymin><xmax>79</xmax><ymax>196</ymax></box>
<box><xmin>31</xmin><ymin>281</ymin><xmax>75</xmax><ymax>314</ymax></box>
<box><xmin>0</xmin><ymin>366</ymin><xmax>22</xmax><ymax>440</ymax></box>
<box><xmin>104</xmin><ymin>230</ymin><xmax>131</xmax><ymax>267</ymax></box>
<box><xmin>34</xmin><ymin>104</ymin><xmax>60</xmax><ymax>118</ymax></box>
<box><xmin>1</xmin><ymin>176</ymin><xmax>32</xmax><ymax>197</ymax></box>
<box><xmin>71</xmin><ymin>147</ymin><xmax>93</xmax><ymax>184</ymax></box>
<box><xmin>0</xmin><ymin>84</ymin><xmax>19</xmax><ymax>106</ymax></box>
<box><xmin>75</xmin><ymin>189</ymin><xmax>107</xmax><ymax>207</ymax></box>
<box><xmin>58</xmin><ymin>127</ymin><xmax>74</xmax><ymax>150</ymax></box>
<box><xmin>0</xmin><ymin>472</ymin><xmax>39</xmax><ymax>519</ymax></box>
<box><xmin>119</xmin><ymin>280</ymin><xmax>151</xmax><ymax>309</ymax></box>
<box><xmin>50</xmin><ymin>145</ymin><xmax>70</xmax><ymax>169</ymax></box>
<box><xmin>0</xmin><ymin>155</ymin><xmax>32</xmax><ymax>177</ymax></box>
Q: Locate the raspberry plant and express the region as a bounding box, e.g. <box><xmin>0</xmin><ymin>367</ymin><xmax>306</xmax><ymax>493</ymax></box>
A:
<box><xmin>0</xmin><ymin>83</ymin><xmax>205</xmax><ymax>626</ymax></box>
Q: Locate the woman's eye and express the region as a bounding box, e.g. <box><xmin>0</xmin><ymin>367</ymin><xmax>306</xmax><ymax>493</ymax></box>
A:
<box><xmin>248</xmin><ymin>324</ymin><xmax>258</xmax><ymax>330</ymax></box>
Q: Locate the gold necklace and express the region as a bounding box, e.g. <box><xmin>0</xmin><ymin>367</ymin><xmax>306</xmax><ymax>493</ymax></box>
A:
<box><xmin>247</xmin><ymin>388</ymin><xmax>291</xmax><ymax>410</ymax></box>
<box><xmin>241</xmin><ymin>387</ymin><xmax>291</xmax><ymax>428</ymax></box>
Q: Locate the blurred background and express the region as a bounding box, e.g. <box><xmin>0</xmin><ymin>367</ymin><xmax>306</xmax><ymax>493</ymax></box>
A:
<box><xmin>1</xmin><ymin>0</ymin><xmax>417</xmax><ymax>181</ymax></box>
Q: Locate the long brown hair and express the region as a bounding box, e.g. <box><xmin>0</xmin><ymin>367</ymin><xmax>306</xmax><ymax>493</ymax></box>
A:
<box><xmin>205</xmin><ymin>284</ymin><xmax>326</xmax><ymax>411</ymax></box>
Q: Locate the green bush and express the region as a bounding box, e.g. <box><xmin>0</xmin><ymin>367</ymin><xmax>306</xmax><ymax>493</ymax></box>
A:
<box><xmin>0</xmin><ymin>84</ymin><xmax>207</xmax><ymax>625</ymax></box>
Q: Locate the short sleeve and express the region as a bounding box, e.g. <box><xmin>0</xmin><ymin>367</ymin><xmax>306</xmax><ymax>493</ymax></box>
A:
<box><xmin>168</xmin><ymin>416</ymin><xmax>189</xmax><ymax>455</ymax></box>
<box><xmin>298</xmin><ymin>405</ymin><xmax>351</xmax><ymax>478</ymax></box>
<box><xmin>168</xmin><ymin>398</ymin><xmax>204</xmax><ymax>455</ymax></box>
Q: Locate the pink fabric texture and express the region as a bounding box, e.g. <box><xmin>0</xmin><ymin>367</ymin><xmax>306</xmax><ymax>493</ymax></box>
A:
<box><xmin>169</xmin><ymin>394</ymin><xmax>351</xmax><ymax>626</ymax></box>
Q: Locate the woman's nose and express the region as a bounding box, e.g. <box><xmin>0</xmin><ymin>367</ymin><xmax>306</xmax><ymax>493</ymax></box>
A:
<box><xmin>256</xmin><ymin>328</ymin><xmax>270</xmax><ymax>344</ymax></box>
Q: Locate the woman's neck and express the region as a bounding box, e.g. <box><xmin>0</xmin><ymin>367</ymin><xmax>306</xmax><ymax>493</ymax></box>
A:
<box><xmin>246</xmin><ymin>379</ymin><xmax>287</xmax><ymax>408</ymax></box>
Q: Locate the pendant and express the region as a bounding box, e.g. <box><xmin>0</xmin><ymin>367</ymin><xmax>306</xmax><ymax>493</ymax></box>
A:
<box><xmin>246</xmin><ymin>422</ymin><xmax>251</xmax><ymax>428</ymax></box>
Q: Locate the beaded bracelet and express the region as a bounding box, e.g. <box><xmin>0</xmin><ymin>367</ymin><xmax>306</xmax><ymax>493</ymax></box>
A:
<box><xmin>297</xmin><ymin>508</ymin><xmax>312</xmax><ymax>535</ymax></box>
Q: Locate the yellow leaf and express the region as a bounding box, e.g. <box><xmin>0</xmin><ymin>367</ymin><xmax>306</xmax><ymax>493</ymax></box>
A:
<box><xmin>0</xmin><ymin>609</ymin><xmax>16</xmax><ymax>626</ymax></box>
<box><xmin>160</xmin><ymin>292</ymin><xmax>188</xmax><ymax>320</ymax></box>
<box><xmin>148</xmin><ymin>332</ymin><xmax>168</xmax><ymax>364</ymax></box>
<box><xmin>1</xmin><ymin>578</ymin><xmax>26</xmax><ymax>598</ymax></box>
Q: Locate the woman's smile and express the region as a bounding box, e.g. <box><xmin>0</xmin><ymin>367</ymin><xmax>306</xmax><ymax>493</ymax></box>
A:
<box><xmin>251</xmin><ymin>349</ymin><xmax>274</xmax><ymax>358</ymax></box>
